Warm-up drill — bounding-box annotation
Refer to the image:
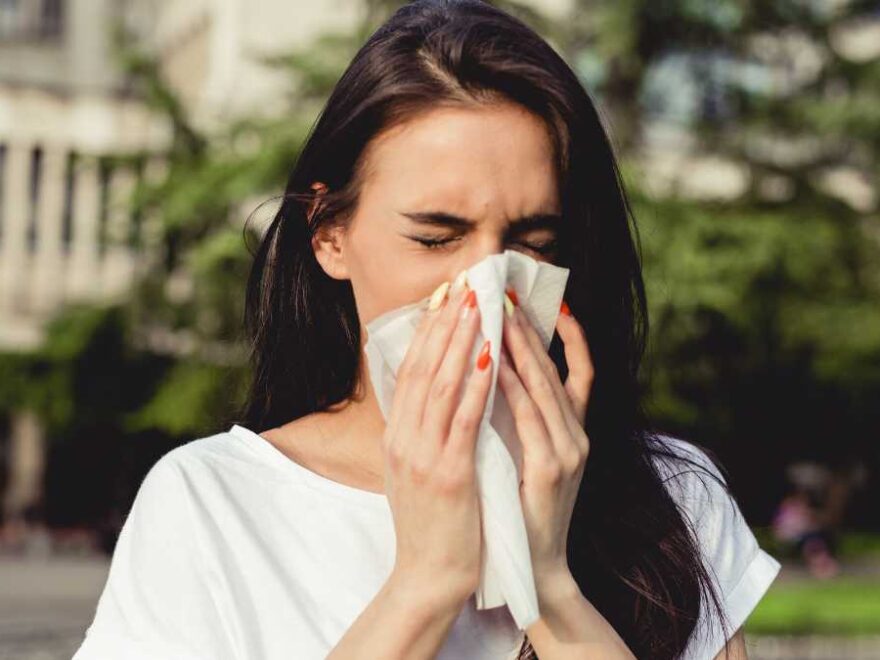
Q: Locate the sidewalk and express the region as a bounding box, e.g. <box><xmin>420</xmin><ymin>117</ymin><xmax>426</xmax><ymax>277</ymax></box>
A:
<box><xmin>749</xmin><ymin>635</ymin><xmax>880</xmax><ymax>660</ymax></box>
<box><xmin>2</xmin><ymin>555</ymin><xmax>880</xmax><ymax>659</ymax></box>
<box><xmin>0</xmin><ymin>556</ymin><xmax>106</xmax><ymax>660</ymax></box>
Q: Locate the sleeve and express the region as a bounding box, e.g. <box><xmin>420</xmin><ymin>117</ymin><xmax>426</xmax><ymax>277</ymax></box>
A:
<box><xmin>72</xmin><ymin>452</ymin><xmax>236</xmax><ymax>660</ymax></box>
<box><xmin>658</xmin><ymin>439</ymin><xmax>782</xmax><ymax>660</ymax></box>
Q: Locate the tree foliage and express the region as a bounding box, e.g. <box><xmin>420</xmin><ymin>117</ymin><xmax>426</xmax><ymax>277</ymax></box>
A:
<box><xmin>3</xmin><ymin>0</ymin><xmax>877</xmax><ymax>526</ymax></box>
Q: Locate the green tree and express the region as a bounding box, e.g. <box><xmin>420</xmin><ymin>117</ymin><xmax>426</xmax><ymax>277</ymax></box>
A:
<box><xmin>558</xmin><ymin>0</ymin><xmax>879</xmax><ymax>520</ymax></box>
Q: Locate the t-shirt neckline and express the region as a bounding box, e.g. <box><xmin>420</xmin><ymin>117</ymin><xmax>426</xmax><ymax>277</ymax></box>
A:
<box><xmin>228</xmin><ymin>423</ymin><xmax>390</xmax><ymax>509</ymax></box>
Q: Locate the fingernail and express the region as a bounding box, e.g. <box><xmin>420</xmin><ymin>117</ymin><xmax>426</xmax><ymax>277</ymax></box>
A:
<box><xmin>504</xmin><ymin>291</ymin><xmax>515</xmax><ymax>318</ymax></box>
<box><xmin>477</xmin><ymin>339</ymin><xmax>491</xmax><ymax>370</ymax></box>
<box><xmin>505</xmin><ymin>287</ymin><xmax>519</xmax><ymax>306</ymax></box>
<box><xmin>427</xmin><ymin>281</ymin><xmax>451</xmax><ymax>311</ymax></box>
<box><xmin>560</xmin><ymin>300</ymin><xmax>572</xmax><ymax>317</ymax></box>
<box><xmin>460</xmin><ymin>289</ymin><xmax>477</xmax><ymax>320</ymax></box>
<box><xmin>451</xmin><ymin>269</ymin><xmax>468</xmax><ymax>294</ymax></box>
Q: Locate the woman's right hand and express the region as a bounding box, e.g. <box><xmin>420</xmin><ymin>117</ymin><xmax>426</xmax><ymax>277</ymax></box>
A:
<box><xmin>382</xmin><ymin>278</ymin><xmax>493</xmax><ymax>608</ymax></box>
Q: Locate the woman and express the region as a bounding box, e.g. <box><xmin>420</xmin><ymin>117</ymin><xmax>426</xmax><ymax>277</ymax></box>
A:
<box><xmin>73</xmin><ymin>1</ymin><xmax>781</xmax><ymax>658</ymax></box>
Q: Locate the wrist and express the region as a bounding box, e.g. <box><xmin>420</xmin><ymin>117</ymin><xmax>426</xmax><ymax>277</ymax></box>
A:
<box><xmin>534</xmin><ymin>566</ymin><xmax>581</xmax><ymax>614</ymax></box>
<box><xmin>528</xmin><ymin>568</ymin><xmax>636</xmax><ymax>659</ymax></box>
<box><xmin>387</xmin><ymin>567</ymin><xmax>472</xmax><ymax>616</ymax></box>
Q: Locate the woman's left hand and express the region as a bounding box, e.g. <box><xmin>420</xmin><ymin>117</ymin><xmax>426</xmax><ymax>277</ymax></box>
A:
<box><xmin>497</xmin><ymin>291</ymin><xmax>594</xmax><ymax>592</ymax></box>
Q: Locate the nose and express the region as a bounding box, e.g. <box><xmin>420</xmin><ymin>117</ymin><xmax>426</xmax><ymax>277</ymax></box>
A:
<box><xmin>453</xmin><ymin>235</ymin><xmax>506</xmax><ymax>276</ymax></box>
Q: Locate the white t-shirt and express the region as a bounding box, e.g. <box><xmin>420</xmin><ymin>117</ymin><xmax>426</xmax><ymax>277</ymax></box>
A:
<box><xmin>72</xmin><ymin>424</ymin><xmax>780</xmax><ymax>660</ymax></box>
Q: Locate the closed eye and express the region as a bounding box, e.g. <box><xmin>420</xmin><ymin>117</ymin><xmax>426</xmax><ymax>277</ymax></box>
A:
<box><xmin>408</xmin><ymin>235</ymin><xmax>558</xmax><ymax>255</ymax></box>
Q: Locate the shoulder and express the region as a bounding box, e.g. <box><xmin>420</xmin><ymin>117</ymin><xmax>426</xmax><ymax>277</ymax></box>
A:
<box><xmin>119</xmin><ymin>428</ymin><xmax>254</xmax><ymax>536</ymax></box>
<box><xmin>644</xmin><ymin>432</ymin><xmax>765</xmax><ymax>563</ymax></box>
<box><xmin>158</xmin><ymin>428</ymin><xmax>241</xmax><ymax>472</ymax></box>
<box><xmin>121</xmin><ymin>433</ymin><xmax>226</xmax><ymax>535</ymax></box>
<box><xmin>645</xmin><ymin>432</ymin><xmax>723</xmax><ymax>481</ymax></box>
<box><xmin>645</xmin><ymin>433</ymin><xmax>782</xmax><ymax>660</ymax></box>
<box><xmin>74</xmin><ymin>433</ymin><xmax>239</xmax><ymax>660</ymax></box>
<box><xmin>645</xmin><ymin>434</ymin><xmax>734</xmax><ymax>519</ymax></box>
<box><xmin>143</xmin><ymin>425</ymin><xmax>275</xmax><ymax>488</ymax></box>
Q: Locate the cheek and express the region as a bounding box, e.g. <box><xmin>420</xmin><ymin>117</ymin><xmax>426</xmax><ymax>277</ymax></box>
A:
<box><xmin>345</xmin><ymin>222</ymin><xmax>444</xmax><ymax>323</ymax></box>
<box><xmin>355</xmin><ymin>258</ymin><xmax>447</xmax><ymax>323</ymax></box>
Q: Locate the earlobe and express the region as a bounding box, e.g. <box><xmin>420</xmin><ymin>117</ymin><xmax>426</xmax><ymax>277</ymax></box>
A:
<box><xmin>312</xmin><ymin>225</ymin><xmax>350</xmax><ymax>280</ymax></box>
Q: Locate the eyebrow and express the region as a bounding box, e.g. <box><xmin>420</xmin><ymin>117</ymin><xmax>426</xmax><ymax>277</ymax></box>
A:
<box><xmin>399</xmin><ymin>211</ymin><xmax>562</xmax><ymax>232</ymax></box>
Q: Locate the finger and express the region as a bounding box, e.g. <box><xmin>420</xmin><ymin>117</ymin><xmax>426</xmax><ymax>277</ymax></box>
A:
<box><xmin>555</xmin><ymin>302</ymin><xmax>594</xmax><ymax>425</ymax></box>
<box><xmin>507</xmin><ymin>296</ymin><xmax>581</xmax><ymax>432</ymax></box>
<box><xmin>421</xmin><ymin>289</ymin><xmax>482</xmax><ymax>441</ymax></box>
<box><xmin>502</xmin><ymin>303</ymin><xmax>573</xmax><ymax>453</ymax></box>
<box><xmin>398</xmin><ymin>283</ymin><xmax>470</xmax><ymax>440</ymax></box>
<box><xmin>510</xmin><ymin>306</ymin><xmax>589</xmax><ymax>461</ymax></box>
<box><xmin>445</xmin><ymin>339</ymin><xmax>493</xmax><ymax>467</ymax></box>
<box><xmin>496</xmin><ymin>349</ymin><xmax>555</xmax><ymax>463</ymax></box>
<box><xmin>386</xmin><ymin>282</ymin><xmax>454</xmax><ymax>438</ymax></box>
<box><xmin>387</xmin><ymin>303</ymin><xmax>434</xmax><ymax>425</ymax></box>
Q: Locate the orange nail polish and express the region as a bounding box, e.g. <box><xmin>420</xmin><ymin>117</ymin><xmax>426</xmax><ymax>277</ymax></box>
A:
<box><xmin>476</xmin><ymin>340</ymin><xmax>491</xmax><ymax>370</ymax></box>
<box><xmin>560</xmin><ymin>300</ymin><xmax>572</xmax><ymax>317</ymax></box>
<box><xmin>506</xmin><ymin>288</ymin><xmax>519</xmax><ymax>306</ymax></box>
<box><xmin>465</xmin><ymin>289</ymin><xmax>477</xmax><ymax>308</ymax></box>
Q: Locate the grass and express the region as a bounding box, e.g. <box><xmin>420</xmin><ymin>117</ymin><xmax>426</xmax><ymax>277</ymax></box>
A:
<box><xmin>745</xmin><ymin>576</ymin><xmax>880</xmax><ymax>636</ymax></box>
<box><xmin>837</xmin><ymin>533</ymin><xmax>880</xmax><ymax>560</ymax></box>
<box><xmin>744</xmin><ymin>530</ymin><xmax>880</xmax><ymax>636</ymax></box>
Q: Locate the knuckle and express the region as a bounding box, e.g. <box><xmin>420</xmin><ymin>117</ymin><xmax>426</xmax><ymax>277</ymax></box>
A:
<box><xmin>559</xmin><ymin>447</ymin><xmax>583</xmax><ymax>473</ymax></box>
<box><xmin>578</xmin><ymin>430</ymin><xmax>591</xmax><ymax>454</ymax></box>
<box><xmin>407</xmin><ymin>459</ymin><xmax>431</xmax><ymax>485</ymax></box>
<box><xmin>386</xmin><ymin>444</ymin><xmax>406</xmax><ymax>472</ymax></box>
<box><xmin>409</xmin><ymin>362</ymin><xmax>431</xmax><ymax>386</ymax></box>
<box><xmin>516</xmin><ymin>400</ymin><xmax>541</xmax><ymax>425</ymax></box>
<box><xmin>532</xmin><ymin>373</ymin><xmax>554</xmax><ymax>395</ymax></box>
<box><xmin>430</xmin><ymin>378</ymin><xmax>456</xmax><ymax>402</ymax></box>
<box><xmin>409</xmin><ymin>357</ymin><xmax>428</xmax><ymax>379</ymax></box>
<box><xmin>435</xmin><ymin>470</ymin><xmax>466</xmax><ymax>497</ymax></box>
<box><xmin>539</xmin><ymin>459</ymin><xmax>563</xmax><ymax>484</ymax></box>
<box><xmin>575</xmin><ymin>443</ymin><xmax>589</xmax><ymax>464</ymax></box>
<box><xmin>583</xmin><ymin>360</ymin><xmax>595</xmax><ymax>381</ymax></box>
<box><xmin>520</xmin><ymin>362</ymin><xmax>544</xmax><ymax>386</ymax></box>
<box><xmin>451</xmin><ymin>410</ymin><xmax>479</xmax><ymax>437</ymax></box>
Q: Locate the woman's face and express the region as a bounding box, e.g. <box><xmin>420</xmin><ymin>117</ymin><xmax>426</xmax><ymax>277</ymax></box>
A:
<box><xmin>315</xmin><ymin>101</ymin><xmax>562</xmax><ymax>327</ymax></box>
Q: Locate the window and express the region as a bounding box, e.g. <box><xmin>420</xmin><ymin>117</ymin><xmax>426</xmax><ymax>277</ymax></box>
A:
<box><xmin>39</xmin><ymin>0</ymin><xmax>62</xmax><ymax>38</ymax></box>
<box><xmin>0</xmin><ymin>0</ymin><xmax>65</xmax><ymax>41</ymax></box>
<box><xmin>0</xmin><ymin>144</ymin><xmax>6</xmax><ymax>247</ymax></box>
<box><xmin>26</xmin><ymin>147</ymin><xmax>43</xmax><ymax>254</ymax></box>
<box><xmin>62</xmin><ymin>151</ymin><xmax>76</xmax><ymax>252</ymax></box>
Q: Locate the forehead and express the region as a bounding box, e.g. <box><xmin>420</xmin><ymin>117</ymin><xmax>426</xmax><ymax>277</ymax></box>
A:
<box><xmin>358</xmin><ymin>102</ymin><xmax>560</xmax><ymax>215</ymax></box>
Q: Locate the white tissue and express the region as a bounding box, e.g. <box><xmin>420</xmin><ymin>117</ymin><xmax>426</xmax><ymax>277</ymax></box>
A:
<box><xmin>363</xmin><ymin>249</ymin><xmax>571</xmax><ymax>630</ymax></box>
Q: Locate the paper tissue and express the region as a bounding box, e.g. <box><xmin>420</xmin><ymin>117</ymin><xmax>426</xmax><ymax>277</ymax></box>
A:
<box><xmin>363</xmin><ymin>249</ymin><xmax>571</xmax><ymax>630</ymax></box>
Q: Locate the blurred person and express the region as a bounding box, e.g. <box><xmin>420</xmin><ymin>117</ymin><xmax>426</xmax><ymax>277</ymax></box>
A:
<box><xmin>72</xmin><ymin>1</ymin><xmax>780</xmax><ymax>659</ymax></box>
<box><xmin>774</xmin><ymin>462</ymin><xmax>851</xmax><ymax>580</ymax></box>
<box><xmin>772</xmin><ymin>487</ymin><xmax>840</xmax><ymax>579</ymax></box>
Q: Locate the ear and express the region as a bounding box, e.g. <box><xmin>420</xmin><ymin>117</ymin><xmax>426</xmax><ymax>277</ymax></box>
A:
<box><xmin>312</xmin><ymin>223</ymin><xmax>350</xmax><ymax>280</ymax></box>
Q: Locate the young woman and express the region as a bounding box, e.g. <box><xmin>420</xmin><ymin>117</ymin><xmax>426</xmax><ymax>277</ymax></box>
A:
<box><xmin>73</xmin><ymin>1</ymin><xmax>780</xmax><ymax>658</ymax></box>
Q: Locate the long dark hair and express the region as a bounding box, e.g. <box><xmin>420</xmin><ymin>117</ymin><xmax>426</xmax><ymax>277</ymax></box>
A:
<box><xmin>237</xmin><ymin>1</ymin><xmax>732</xmax><ymax>657</ymax></box>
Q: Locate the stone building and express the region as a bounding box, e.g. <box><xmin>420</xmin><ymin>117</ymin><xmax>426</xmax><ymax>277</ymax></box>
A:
<box><xmin>0</xmin><ymin>0</ymin><xmax>170</xmax><ymax>537</ymax></box>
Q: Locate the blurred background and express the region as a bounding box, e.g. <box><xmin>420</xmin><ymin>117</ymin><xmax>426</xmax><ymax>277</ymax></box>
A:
<box><xmin>0</xmin><ymin>0</ymin><xmax>878</xmax><ymax>658</ymax></box>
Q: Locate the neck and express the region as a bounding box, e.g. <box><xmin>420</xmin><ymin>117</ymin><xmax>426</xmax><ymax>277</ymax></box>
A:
<box><xmin>322</xmin><ymin>348</ymin><xmax>387</xmax><ymax>451</ymax></box>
